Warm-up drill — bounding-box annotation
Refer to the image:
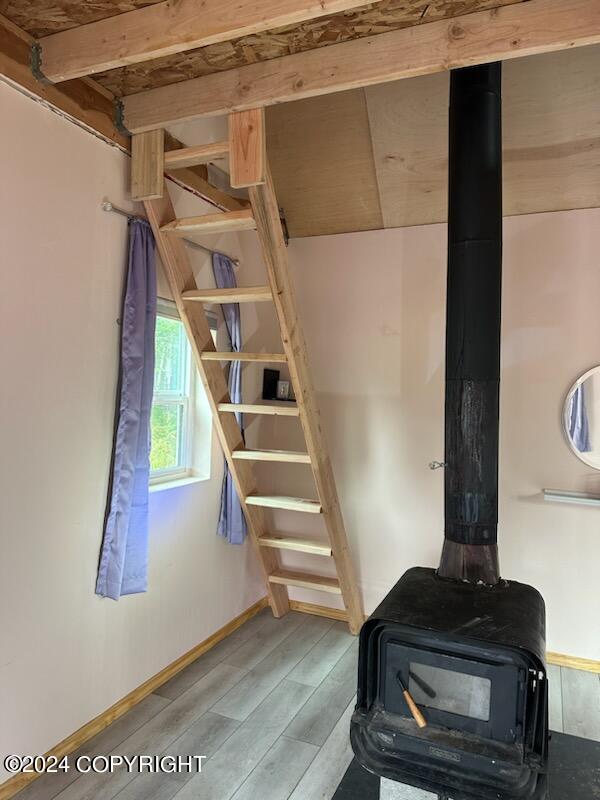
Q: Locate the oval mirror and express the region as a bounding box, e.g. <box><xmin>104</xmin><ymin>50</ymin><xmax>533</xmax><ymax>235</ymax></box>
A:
<box><xmin>564</xmin><ymin>366</ymin><xmax>600</xmax><ymax>469</ymax></box>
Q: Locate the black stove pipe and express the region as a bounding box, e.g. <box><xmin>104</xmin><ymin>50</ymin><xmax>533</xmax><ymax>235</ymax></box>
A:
<box><xmin>438</xmin><ymin>63</ymin><xmax>502</xmax><ymax>585</ymax></box>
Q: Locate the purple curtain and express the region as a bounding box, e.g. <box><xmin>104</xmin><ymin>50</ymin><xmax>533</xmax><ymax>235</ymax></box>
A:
<box><xmin>212</xmin><ymin>253</ymin><xmax>247</xmax><ymax>544</ymax></box>
<box><xmin>96</xmin><ymin>220</ymin><xmax>157</xmax><ymax>598</ymax></box>
<box><xmin>569</xmin><ymin>383</ymin><xmax>592</xmax><ymax>453</ymax></box>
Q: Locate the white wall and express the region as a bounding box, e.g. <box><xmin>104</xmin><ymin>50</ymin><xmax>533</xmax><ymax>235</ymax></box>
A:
<box><xmin>281</xmin><ymin>212</ymin><xmax>600</xmax><ymax>661</ymax></box>
<box><xmin>0</xmin><ymin>83</ymin><xmax>266</xmax><ymax>781</ymax></box>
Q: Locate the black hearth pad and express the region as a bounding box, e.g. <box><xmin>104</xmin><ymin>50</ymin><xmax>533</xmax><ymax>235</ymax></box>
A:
<box><xmin>333</xmin><ymin>733</ymin><xmax>600</xmax><ymax>800</ymax></box>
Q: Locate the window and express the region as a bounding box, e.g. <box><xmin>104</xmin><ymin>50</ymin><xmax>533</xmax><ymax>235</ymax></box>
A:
<box><xmin>149</xmin><ymin>300</ymin><xmax>217</xmax><ymax>485</ymax></box>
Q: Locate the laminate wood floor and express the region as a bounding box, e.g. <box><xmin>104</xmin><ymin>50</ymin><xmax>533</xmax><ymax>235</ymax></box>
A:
<box><xmin>14</xmin><ymin>609</ymin><xmax>600</xmax><ymax>800</ymax></box>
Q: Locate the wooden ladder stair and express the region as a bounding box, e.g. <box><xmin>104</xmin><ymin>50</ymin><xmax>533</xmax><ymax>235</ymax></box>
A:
<box><xmin>135</xmin><ymin>109</ymin><xmax>364</xmax><ymax>634</ymax></box>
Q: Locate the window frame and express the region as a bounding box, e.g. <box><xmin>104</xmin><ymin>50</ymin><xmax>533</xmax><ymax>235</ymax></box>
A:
<box><xmin>149</xmin><ymin>299</ymin><xmax>218</xmax><ymax>487</ymax></box>
<box><xmin>149</xmin><ymin>299</ymin><xmax>194</xmax><ymax>485</ymax></box>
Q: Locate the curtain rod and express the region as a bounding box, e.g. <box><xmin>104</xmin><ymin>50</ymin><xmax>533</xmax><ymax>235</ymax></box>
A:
<box><xmin>101</xmin><ymin>201</ymin><xmax>240</xmax><ymax>266</ymax></box>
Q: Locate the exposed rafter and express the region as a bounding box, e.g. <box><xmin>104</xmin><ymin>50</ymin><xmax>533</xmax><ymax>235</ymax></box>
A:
<box><xmin>0</xmin><ymin>14</ymin><xmax>245</xmax><ymax>212</ymax></box>
<box><xmin>121</xmin><ymin>0</ymin><xmax>600</xmax><ymax>133</ymax></box>
<box><xmin>36</xmin><ymin>0</ymin><xmax>385</xmax><ymax>83</ymax></box>
<box><xmin>0</xmin><ymin>12</ymin><xmax>127</xmax><ymax>148</ymax></box>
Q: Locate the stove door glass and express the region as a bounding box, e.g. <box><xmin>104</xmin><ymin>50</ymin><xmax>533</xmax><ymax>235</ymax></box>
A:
<box><xmin>408</xmin><ymin>662</ymin><xmax>491</xmax><ymax>721</ymax></box>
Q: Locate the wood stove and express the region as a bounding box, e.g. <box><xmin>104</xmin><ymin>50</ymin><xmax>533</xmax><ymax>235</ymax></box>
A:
<box><xmin>351</xmin><ymin>568</ymin><xmax>548</xmax><ymax>799</ymax></box>
<box><xmin>350</xmin><ymin>64</ymin><xmax>549</xmax><ymax>799</ymax></box>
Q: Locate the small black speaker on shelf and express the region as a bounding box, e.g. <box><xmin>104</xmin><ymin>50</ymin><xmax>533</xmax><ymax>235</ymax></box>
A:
<box><xmin>262</xmin><ymin>368</ymin><xmax>280</xmax><ymax>400</ymax></box>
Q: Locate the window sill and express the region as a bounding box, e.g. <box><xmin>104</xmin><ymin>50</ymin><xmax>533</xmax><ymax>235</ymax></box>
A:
<box><xmin>149</xmin><ymin>474</ymin><xmax>208</xmax><ymax>493</ymax></box>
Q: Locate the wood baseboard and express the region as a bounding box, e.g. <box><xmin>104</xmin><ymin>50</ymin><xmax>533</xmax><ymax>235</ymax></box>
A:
<box><xmin>0</xmin><ymin>597</ymin><xmax>269</xmax><ymax>800</ymax></box>
<box><xmin>546</xmin><ymin>651</ymin><xmax>600</xmax><ymax>673</ymax></box>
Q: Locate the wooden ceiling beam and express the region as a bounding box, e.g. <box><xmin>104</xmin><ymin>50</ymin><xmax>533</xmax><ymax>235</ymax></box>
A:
<box><xmin>36</xmin><ymin>0</ymin><xmax>385</xmax><ymax>83</ymax></box>
<box><xmin>122</xmin><ymin>0</ymin><xmax>600</xmax><ymax>133</ymax></box>
<box><xmin>0</xmin><ymin>12</ymin><xmax>127</xmax><ymax>148</ymax></box>
<box><xmin>0</xmin><ymin>15</ymin><xmax>245</xmax><ymax>212</ymax></box>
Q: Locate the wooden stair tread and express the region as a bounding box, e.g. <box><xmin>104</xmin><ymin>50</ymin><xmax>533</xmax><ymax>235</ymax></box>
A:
<box><xmin>164</xmin><ymin>141</ymin><xmax>229</xmax><ymax>170</ymax></box>
<box><xmin>161</xmin><ymin>209</ymin><xmax>256</xmax><ymax>236</ymax></box>
<box><xmin>182</xmin><ymin>286</ymin><xmax>272</xmax><ymax>303</ymax></box>
<box><xmin>259</xmin><ymin>534</ymin><xmax>332</xmax><ymax>557</ymax></box>
<box><xmin>201</xmin><ymin>352</ymin><xmax>287</xmax><ymax>362</ymax></box>
<box><xmin>233</xmin><ymin>448</ymin><xmax>310</xmax><ymax>464</ymax></box>
<box><xmin>246</xmin><ymin>495</ymin><xmax>322</xmax><ymax>513</ymax></box>
<box><xmin>218</xmin><ymin>402</ymin><xmax>299</xmax><ymax>417</ymax></box>
<box><xmin>268</xmin><ymin>569</ymin><xmax>341</xmax><ymax>594</ymax></box>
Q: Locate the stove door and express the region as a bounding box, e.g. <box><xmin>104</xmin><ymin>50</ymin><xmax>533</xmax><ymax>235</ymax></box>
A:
<box><xmin>381</xmin><ymin>638</ymin><xmax>525</xmax><ymax>743</ymax></box>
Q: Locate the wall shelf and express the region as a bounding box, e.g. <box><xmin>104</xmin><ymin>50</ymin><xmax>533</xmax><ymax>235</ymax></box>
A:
<box><xmin>543</xmin><ymin>489</ymin><xmax>600</xmax><ymax>507</ymax></box>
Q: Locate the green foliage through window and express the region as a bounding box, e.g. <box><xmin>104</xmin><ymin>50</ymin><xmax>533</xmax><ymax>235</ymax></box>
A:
<box><xmin>150</xmin><ymin>404</ymin><xmax>181</xmax><ymax>471</ymax></box>
<box><xmin>150</xmin><ymin>311</ymin><xmax>190</xmax><ymax>476</ymax></box>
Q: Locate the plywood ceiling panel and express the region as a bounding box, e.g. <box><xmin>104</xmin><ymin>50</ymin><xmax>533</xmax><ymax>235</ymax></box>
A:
<box><xmin>0</xmin><ymin>0</ymin><xmax>161</xmax><ymax>36</ymax></box>
<box><xmin>503</xmin><ymin>46</ymin><xmax>600</xmax><ymax>217</ymax></box>
<box><xmin>365</xmin><ymin>45</ymin><xmax>600</xmax><ymax>228</ymax></box>
<box><xmin>267</xmin><ymin>90</ymin><xmax>383</xmax><ymax>238</ymax></box>
<box><xmin>263</xmin><ymin>45</ymin><xmax>600</xmax><ymax>237</ymax></box>
<box><xmin>0</xmin><ymin>0</ymin><xmax>526</xmax><ymax>95</ymax></box>
<box><xmin>366</xmin><ymin>72</ymin><xmax>449</xmax><ymax>228</ymax></box>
